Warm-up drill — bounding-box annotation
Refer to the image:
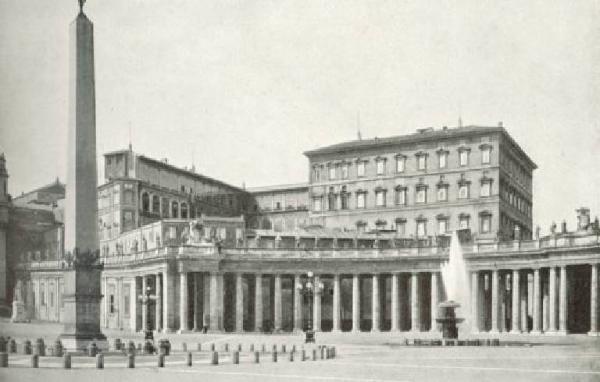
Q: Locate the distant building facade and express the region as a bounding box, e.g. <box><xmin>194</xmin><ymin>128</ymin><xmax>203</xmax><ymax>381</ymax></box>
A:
<box><xmin>304</xmin><ymin>125</ymin><xmax>536</xmax><ymax>241</ymax></box>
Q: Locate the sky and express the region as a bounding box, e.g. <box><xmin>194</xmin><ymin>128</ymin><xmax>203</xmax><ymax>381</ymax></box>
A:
<box><xmin>0</xmin><ymin>0</ymin><xmax>599</xmax><ymax>234</ymax></box>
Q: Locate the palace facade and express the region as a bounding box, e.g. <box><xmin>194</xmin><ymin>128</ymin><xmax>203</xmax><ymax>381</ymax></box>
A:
<box><xmin>3</xmin><ymin>125</ymin><xmax>600</xmax><ymax>337</ymax></box>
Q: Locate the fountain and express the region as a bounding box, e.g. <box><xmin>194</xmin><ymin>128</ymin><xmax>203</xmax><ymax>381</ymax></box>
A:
<box><xmin>439</xmin><ymin>230</ymin><xmax>472</xmax><ymax>339</ymax></box>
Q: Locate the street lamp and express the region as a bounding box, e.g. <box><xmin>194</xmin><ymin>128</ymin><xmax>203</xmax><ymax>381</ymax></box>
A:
<box><xmin>296</xmin><ymin>271</ymin><xmax>324</xmax><ymax>343</ymax></box>
<box><xmin>138</xmin><ymin>285</ymin><xmax>157</xmax><ymax>341</ymax></box>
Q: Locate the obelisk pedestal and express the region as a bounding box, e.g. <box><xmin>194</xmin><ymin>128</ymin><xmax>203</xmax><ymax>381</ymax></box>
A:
<box><xmin>59</xmin><ymin>5</ymin><xmax>107</xmax><ymax>352</ymax></box>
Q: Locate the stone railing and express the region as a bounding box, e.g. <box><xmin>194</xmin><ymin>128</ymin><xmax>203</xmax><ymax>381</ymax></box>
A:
<box><xmin>463</xmin><ymin>233</ymin><xmax>600</xmax><ymax>254</ymax></box>
<box><xmin>224</xmin><ymin>246</ymin><xmax>448</xmax><ymax>260</ymax></box>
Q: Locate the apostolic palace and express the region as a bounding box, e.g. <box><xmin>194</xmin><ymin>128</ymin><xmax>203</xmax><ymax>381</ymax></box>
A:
<box><xmin>0</xmin><ymin>122</ymin><xmax>599</xmax><ymax>338</ymax></box>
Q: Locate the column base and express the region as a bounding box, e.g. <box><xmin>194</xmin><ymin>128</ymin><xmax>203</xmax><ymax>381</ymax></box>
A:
<box><xmin>529</xmin><ymin>330</ymin><xmax>542</xmax><ymax>335</ymax></box>
<box><xmin>177</xmin><ymin>329</ymin><xmax>192</xmax><ymax>334</ymax></box>
<box><xmin>351</xmin><ymin>328</ymin><xmax>361</xmax><ymax>333</ymax></box>
<box><xmin>162</xmin><ymin>328</ymin><xmax>174</xmax><ymax>333</ymax></box>
<box><xmin>555</xmin><ymin>330</ymin><xmax>568</xmax><ymax>336</ymax></box>
<box><xmin>330</xmin><ymin>328</ymin><xmax>342</xmax><ymax>333</ymax></box>
<box><xmin>508</xmin><ymin>330</ymin><xmax>522</xmax><ymax>335</ymax></box>
<box><xmin>488</xmin><ymin>329</ymin><xmax>500</xmax><ymax>335</ymax></box>
<box><xmin>370</xmin><ymin>329</ymin><xmax>380</xmax><ymax>333</ymax></box>
<box><xmin>587</xmin><ymin>331</ymin><xmax>599</xmax><ymax>337</ymax></box>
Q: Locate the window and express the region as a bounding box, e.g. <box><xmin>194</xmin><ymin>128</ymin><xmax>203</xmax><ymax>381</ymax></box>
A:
<box><xmin>416</xmin><ymin>220</ymin><xmax>427</xmax><ymax>237</ymax></box>
<box><xmin>395</xmin><ymin>187</ymin><xmax>407</xmax><ymax>205</ymax></box>
<box><xmin>480</xmin><ymin>181</ymin><xmax>491</xmax><ymax>197</ymax></box>
<box><xmin>437</xmin><ymin>186</ymin><xmax>448</xmax><ymax>202</ymax></box>
<box><xmin>480</xmin><ymin>214</ymin><xmax>492</xmax><ymax>233</ymax></box>
<box><xmin>357</xmin><ymin>161</ymin><xmax>366</xmax><ymax>177</ymax></box>
<box><xmin>169</xmin><ymin>226</ymin><xmax>177</xmax><ymax>239</ymax></box>
<box><xmin>396</xmin><ymin>220</ymin><xmax>406</xmax><ymax>235</ymax></box>
<box><xmin>416</xmin><ymin>187</ymin><xmax>427</xmax><ymax>204</ymax></box>
<box><xmin>356</xmin><ymin>192</ymin><xmax>366</xmax><ymax>209</ymax></box>
<box><xmin>109</xmin><ymin>284</ymin><xmax>116</xmax><ymax>313</ymax></box>
<box><xmin>50</xmin><ymin>290</ymin><xmax>54</xmax><ymax>307</ymax></box>
<box><xmin>417</xmin><ymin>155</ymin><xmax>427</xmax><ymax>170</ymax></box>
<box><xmin>161</xmin><ymin>197</ymin><xmax>169</xmax><ymax>217</ymax></box>
<box><xmin>181</xmin><ymin>203</ymin><xmax>188</xmax><ymax>218</ymax></box>
<box><xmin>375</xmin><ymin>189</ymin><xmax>386</xmax><ymax>207</ymax></box>
<box><xmin>459</xmin><ymin>215</ymin><xmax>470</xmax><ymax>229</ymax></box>
<box><xmin>356</xmin><ymin>221</ymin><xmax>367</xmax><ymax>233</ymax></box>
<box><xmin>438</xmin><ymin>151</ymin><xmax>448</xmax><ymax>169</ymax></box>
<box><xmin>459</xmin><ymin>184</ymin><xmax>469</xmax><ymax>199</ymax></box>
<box><xmin>396</xmin><ymin>155</ymin><xmax>406</xmax><ymax>173</ymax></box>
<box><xmin>152</xmin><ymin>195</ymin><xmax>160</xmax><ymax>213</ymax></box>
<box><xmin>329</xmin><ymin>166</ymin><xmax>336</xmax><ymax>180</ymax></box>
<box><xmin>328</xmin><ymin>189</ymin><xmax>336</xmax><ymax>211</ymax></box>
<box><xmin>313</xmin><ymin>167</ymin><xmax>321</xmax><ymax>182</ymax></box>
<box><xmin>141</xmin><ymin>193</ymin><xmax>150</xmax><ymax>212</ymax></box>
<box><xmin>172</xmin><ymin>201</ymin><xmax>179</xmax><ymax>218</ymax></box>
<box><xmin>113</xmin><ymin>185</ymin><xmax>121</xmax><ymax>204</ymax></box>
<box><xmin>482</xmin><ymin>148</ymin><xmax>491</xmax><ymax>164</ymax></box>
<box><xmin>341</xmin><ymin>186</ymin><xmax>349</xmax><ymax>210</ymax></box>
<box><xmin>376</xmin><ymin>158</ymin><xmax>386</xmax><ymax>175</ymax></box>
<box><xmin>459</xmin><ymin>149</ymin><xmax>470</xmax><ymax>166</ymax></box>
<box><xmin>341</xmin><ymin>164</ymin><xmax>349</xmax><ymax>179</ymax></box>
<box><xmin>313</xmin><ymin>198</ymin><xmax>322</xmax><ymax>212</ymax></box>
<box><xmin>41</xmin><ymin>285</ymin><xmax>45</xmax><ymax>305</ymax></box>
<box><xmin>438</xmin><ymin>219</ymin><xmax>448</xmax><ymax>234</ymax></box>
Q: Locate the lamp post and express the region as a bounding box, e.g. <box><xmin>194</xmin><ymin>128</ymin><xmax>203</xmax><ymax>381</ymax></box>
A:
<box><xmin>296</xmin><ymin>271</ymin><xmax>324</xmax><ymax>343</ymax></box>
<box><xmin>138</xmin><ymin>285</ymin><xmax>157</xmax><ymax>341</ymax></box>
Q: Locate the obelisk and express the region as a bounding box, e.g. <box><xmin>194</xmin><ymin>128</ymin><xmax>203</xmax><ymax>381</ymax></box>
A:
<box><xmin>60</xmin><ymin>0</ymin><xmax>107</xmax><ymax>351</ymax></box>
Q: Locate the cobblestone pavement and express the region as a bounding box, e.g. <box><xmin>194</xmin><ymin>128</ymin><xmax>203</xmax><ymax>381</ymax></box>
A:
<box><xmin>1</xmin><ymin>319</ymin><xmax>600</xmax><ymax>382</ymax></box>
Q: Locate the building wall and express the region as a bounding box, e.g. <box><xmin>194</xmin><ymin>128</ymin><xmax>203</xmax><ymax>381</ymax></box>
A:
<box><xmin>247</xmin><ymin>185</ymin><xmax>310</xmax><ymax>231</ymax></box>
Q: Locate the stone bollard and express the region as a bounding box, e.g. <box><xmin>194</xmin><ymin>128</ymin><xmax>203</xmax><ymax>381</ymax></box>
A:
<box><xmin>253</xmin><ymin>351</ymin><xmax>260</xmax><ymax>363</ymax></box>
<box><xmin>238</xmin><ymin>343</ymin><xmax>242</xmax><ymax>352</ymax></box>
<box><xmin>63</xmin><ymin>353</ymin><xmax>71</xmax><ymax>369</ymax></box>
<box><xmin>210</xmin><ymin>343</ymin><xmax>215</xmax><ymax>351</ymax></box>
<box><xmin>288</xmin><ymin>351</ymin><xmax>294</xmax><ymax>362</ymax></box>
<box><xmin>331</xmin><ymin>346</ymin><xmax>336</xmax><ymax>358</ymax></box>
<box><xmin>320</xmin><ymin>346</ymin><xmax>325</xmax><ymax>360</ymax></box>
<box><xmin>113</xmin><ymin>338</ymin><xmax>122</xmax><ymax>351</ymax></box>
<box><xmin>127</xmin><ymin>354</ymin><xmax>135</xmax><ymax>368</ymax></box>
<box><xmin>53</xmin><ymin>339</ymin><xmax>63</xmax><ymax>357</ymax></box>
<box><xmin>197</xmin><ymin>343</ymin><xmax>202</xmax><ymax>352</ymax></box>
<box><xmin>211</xmin><ymin>351</ymin><xmax>219</xmax><ymax>365</ymax></box>
<box><xmin>159</xmin><ymin>339</ymin><xmax>170</xmax><ymax>356</ymax></box>
<box><xmin>282</xmin><ymin>344</ymin><xmax>286</xmax><ymax>353</ymax></box>
<box><xmin>249</xmin><ymin>344</ymin><xmax>254</xmax><ymax>352</ymax></box>
<box><xmin>272</xmin><ymin>344</ymin><xmax>277</xmax><ymax>354</ymax></box>
<box><xmin>302</xmin><ymin>349</ymin><xmax>307</xmax><ymax>361</ymax></box>
<box><xmin>143</xmin><ymin>340</ymin><xmax>155</xmax><ymax>355</ymax></box>
<box><xmin>186</xmin><ymin>351</ymin><xmax>192</xmax><ymax>367</ymax></box>
<box><xmin>24</xmin><ymin>340</ymin><xmax>32</xmax><ymax>355</ymax></box>
<box><xmin>0</xmin><ymin>352</ymin><xmax>7</xmax><ymax>368</ymax></box>
<box><xmin>291</xmin><ymin>345</ymin><xmax>296</xmax><ymax>354</ymax></box>
<box><xmin>31</xmin><ymin>354</ymin><xmax>39</xmax><ymax>368</ymax></box>
<box><xmin>182</xmin><ymin>342</ymin><xmax>187</xmax><ymax>352</ymax></box>
<box><xmin>0</xmin><ymin>337</ymin><xmax>6</xmax><ymax>352</ymax></box>
<box><xmin>232</xmin><ymin>351</ymin><xmax>239</xmax><ymax>364</ymax></box>
<box><xmin>96</xmin><ymin>353</ymin><xmax>104</xmax><ymax>369</ymax></box>
<box><xmin>35</xmin><ymin>339</ymin><xmax>45</xmax><ymax>356</ymax></box>
<box><xmin>88</xmin><ymin>342</ymin><xmax>98</xmax><ymax>357</ymax></box>
<box><xmin>8</xmin><ymin>339</ymin><xmax>16</xmax><ymax>354</ymax></box>
<box><xmin>272</xmin><ymin>350</ymin><xmax>277</xmax><ymax>362</ymax></box>
<box><xmin>158</xmin><ymin>354</ymin><xmax>165</xmax><ymax>368</ymax></box>
<box><xmin>312</xmin><ymin>349</ymin><xmax>317</xmax><ymax>361</ymax></box>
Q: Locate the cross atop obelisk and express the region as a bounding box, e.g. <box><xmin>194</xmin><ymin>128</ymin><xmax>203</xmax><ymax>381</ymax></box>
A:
<box><xmin>78</xmin><ymin>0</ymin><xmax>86</xmax><ymax>13</ymax></box>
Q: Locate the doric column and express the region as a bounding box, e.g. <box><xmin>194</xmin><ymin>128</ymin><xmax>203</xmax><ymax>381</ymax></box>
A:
<box><xmin>293</xmin><ymin>274</ymin><xmax>302</xmax><ymax>331</ymax></box>
<box><xmin>117</xmin><ymin>277</ymin><xmax>123</xmax><ymax>330</ymax></box>
<box><xmin>103</xmin><ymin>277</ymin><xmax>109</xmax><ymax>328</ymax></box>
<box><xmin>589</xmin><ymin>264</ymin><xmax>598</xmax><ymax>336</ymax></box>
<box><xmin>371</xmin><ymin>274</ymin><xmax>380</xmax><ymax>332</ymax></box>
<box><xmin>510</xmin><ymin>269</ymin><xmax>520</xmax><ymax>333</ymax></box>
<box><xmin>141</xmin><ymin>276</ymin><xmax>147</xmax><ymax>332</ymax></box>
<box><xmin>520</xmin><ymin>271</ymin><xmax>529</xmax><ymax>333</ymax></box>
<box><xmin>411</xmin><ymin>272</ymin><xmax>420</xmax><ymax>332</ymax></box>
<box><xmin>490</xmin><ymin>270</ymin><xmax>500</xmax><ymax>333</ymax></box>
<box><xmin>430</xmin><ymin>272</ymin><xmax>439</xmax><ymax>332</ymax></box>
<box><xmin>558</xmin><ymin>265</ymin><xmax>567</xmax><ymax>334</ymax></box>
<box><xmin>391</xmin><ymin>273</ymin><xmax>399</xmax><ymax>331</ymax></box>
<box><xmin>352</xmin><ymin>274</ymin><xmax>360</xmax><ymax>332</ymax></box>
<box><xmin>548</xmin><ymin>267</ymin><xmax>557</xmax><ymax>333</ymax></box>
<box><xmin>155</xmin><ymin>273</ymin><xmax>162</xmax><ymax>332</ymax></box>
<box><xmin>236</xmin><ymin>273</ymin><xmax>244</xmax><ymax>332</ymax></box>
<box><xmin>162</xmin><ymin>271</ymin><xmax>171</xmax><ymax>332</ymax></box>
<box><xmin>274</xmin><ymin>274</ymin><xmax>282</xmax><ymax>332</ymax></box>
<box><xmin>179</xmin><ymin>272</ymin><xmax>189</xmax><ymax>332</ymax></box>
<box><xmin>531</xmin><ymin>268</ymin><xmax>542</xmax><ymax>334</ymax></box>
<box><xmin>209</xmin><ymin>272</ymin><xmax>219</xmax><ymax>331</ymax></box>
<box><xmin>471</xmin><ymin>271</ymin><xmax>480</xmax><ymax>332</ymax></box>
<box><xmin>332</xmin><ymin>274</ymin><xmax>341</xmax><ymax>332</ymax></box>
<box><xmin>254</xmin><ymin>274</ymin><xmax>263</xmax><ymax>332</ymax></box>
<box><xmin>193</xmin><ymin>273</ymin><xmax>200</xmax><ymax>331</ymax></box>
<box><xmin>313</xmin><ymin>275</ymin><xmax>322</xmax><ymax>332</ymax></box>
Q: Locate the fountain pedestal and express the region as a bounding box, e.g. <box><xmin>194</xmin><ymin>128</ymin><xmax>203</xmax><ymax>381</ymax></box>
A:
<box><xmin>436</xmin><ymin>301</ymin><xmax>464</xmax><ymax>340</ymax></box>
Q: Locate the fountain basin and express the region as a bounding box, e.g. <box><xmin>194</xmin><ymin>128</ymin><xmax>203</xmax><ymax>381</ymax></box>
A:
<box><xmin>436</xmin><ymin>300</ymin><xmax>464</xmax><ymax>340</ymax></box>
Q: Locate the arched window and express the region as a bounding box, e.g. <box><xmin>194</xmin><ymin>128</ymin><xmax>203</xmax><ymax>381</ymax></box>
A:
<box><xmin>141</xmin><ymin>192</ymin><xmax>150</xmax><ymax>213</ymax></box>
<box><xmin>172</xmin><ymin>201</ymin><xmax>179</xmax><ymax>218</ymax></box>
<box><xmin>328</xmin><ymin>187</ymin><xmax>336</xmax><ymax>211</ymax></box>
<box><xmin>152</xmin><ymin>195</ymin><xmax>160</xmax><ymax>213</ymax></box>
<box><xmin>161</xmin><ymin>197</ymin><xmax>169</xmax><ymax>217</ymax></box>
<box><xmin>340</xmin><ymin>186</ymin><xmax>349</xmax><ymax>210</ymax></box>
<box><xmin>181</xmin><ymin>203</ymin><xmax>188</xmax><ymax>219</ymax></box>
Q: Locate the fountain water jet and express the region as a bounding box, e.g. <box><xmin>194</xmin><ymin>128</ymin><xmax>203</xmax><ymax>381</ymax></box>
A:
<box><xmin>439</xmin><ymin>230</ymin><xmax>472</xmax><ymax>336</ymax></box>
